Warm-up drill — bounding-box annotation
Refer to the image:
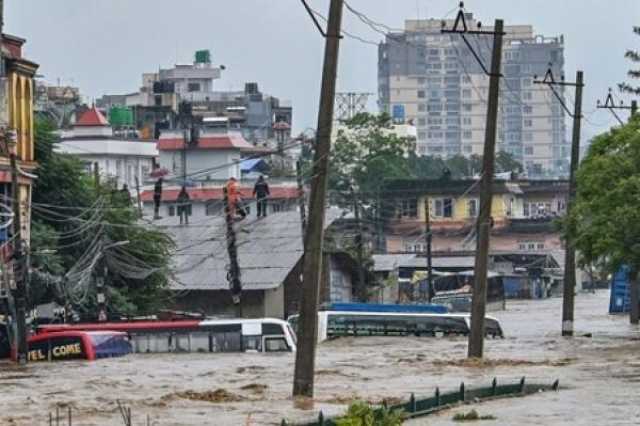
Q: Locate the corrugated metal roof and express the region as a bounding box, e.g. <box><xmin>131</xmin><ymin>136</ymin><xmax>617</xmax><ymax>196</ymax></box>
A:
<box><xmin>155</xmin><ymin>209</ymin><xmax>342</xmax><ymax>291</ymax></box>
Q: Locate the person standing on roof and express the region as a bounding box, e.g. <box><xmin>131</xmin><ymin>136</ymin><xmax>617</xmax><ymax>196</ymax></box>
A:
<box><xmin>225</xmin><ymin>177</ymin><xmax>247</xmax><ymax>220</ymax></box>
<box><xmin>176</xmin><ymin>185</ymin><xmax>191</xmax><ymax>225</ymax></box>
<box><xmin>153</xmin><ymin>178</ymin><xmax>163</xmax><ymax>219</ymax></box>
<box><xmin>253</xmin><ymin>175</ymin><xmax>270</xmax><ymax>218</ymax></box>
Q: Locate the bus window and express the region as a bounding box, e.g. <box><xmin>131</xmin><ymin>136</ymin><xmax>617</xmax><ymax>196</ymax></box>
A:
<box><xmin>49</xmin><ymin>336</ymin><xmax>85</xmax><ymax>361</ymax></box>
<box><xmin>264</xmin><ymin>337</ymin><xmax>289</xmax><ymax>352</ymax></box>
<box><xmin>172</xmin><ymin>333</ymin><xmax>190</xmax><ymax>352</ymax></box>
<box><xmin>212</xmin><ymin>332</ymin><xmax>242</xmax><ymax>352</ymax></box>
<box><xmin>28</xmin><ymin>339</ymin><xmax>50</xmax><ymax>362</ymax></box>
<box><xmin>262</xmin><ymin>323</ymin><xmax>285</xmax><ymax>336</ymax></box>
<box><xmin>190</xmin><ymin>332</ymin><xmax>211</xmax><ymax>353</ymax></box>
<box><xmin>242</xmin><ymin>335</ymin><xmax>262</xmax><ymax>352</ymax></box>
<box><xmin>148</xmin><ymin>333</ymin><xmax>170</xmax><ymax>353</ymax></box>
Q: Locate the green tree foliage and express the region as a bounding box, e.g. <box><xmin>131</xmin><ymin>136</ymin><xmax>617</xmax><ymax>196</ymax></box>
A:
<box><xmin>619</xmin><ymin>26</ymin><xmax>640</xmax><ymax>95</ymax></box>
<box><xmin>30</xmin><ymin>119</ymin><xmax>174</xmax><ymax>317</ymax></box>
<box><xmin>330</xmin><ymin>113</ymin><xmax>414</xmax><ymax>206</ymax></box>
<box><xmin>568</xmin><ymin>115</ymin><xmax>640</xmax><ymax>275</ymax></box>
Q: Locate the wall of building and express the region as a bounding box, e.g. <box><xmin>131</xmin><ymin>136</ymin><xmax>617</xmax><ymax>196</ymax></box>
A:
<box><xmin>172</xmin><ymin>290</ymin><xmax>266</xmax><ymax>318</ymax></box>
<box><xmin>82</xmin><ymin>155</ymin><xmax>154</xmax><ymax>191</ymax></box>
<box><xmin>158</xmin><ymin>149</ymin><xmax>240</xmax><ymax>181</ymax></box>
<box><xmin>263</xmin><ymin>285</ymin><xmax>285</xmax><ymax>319</ymax></box>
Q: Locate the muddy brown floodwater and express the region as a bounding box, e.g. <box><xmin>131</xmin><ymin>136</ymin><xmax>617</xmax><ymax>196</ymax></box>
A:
<box><xmin>2</xmin><ymin>290</ymin><xmax>639</xmax><ymax>426</ymax></box>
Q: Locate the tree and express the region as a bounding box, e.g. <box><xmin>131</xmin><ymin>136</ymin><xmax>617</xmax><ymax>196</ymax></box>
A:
<box><xmin>619</xmin><ymin>26</ymin><xmax>640</xmax><ymax>95</ymax></box>
<box><xmin>495</xmin><ymin>151</ymin><xmax>524</xmax><ymax>174</ymax></box>
<box><xmin>568</xmin><ymin>115</ymin><xmax>640</xmax><ymax>318</ymax></box>
<box><xmin>30</xmin><ymin>118</ymin><xmax>174</xmax><ymax>318</ymax></box>
<box><xmin>329</xmin><ymin>113</ymin><xmax>414</xmax><ymax>207</ymax></box>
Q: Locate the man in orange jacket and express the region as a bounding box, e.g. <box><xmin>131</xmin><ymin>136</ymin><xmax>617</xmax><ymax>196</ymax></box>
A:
<box><xmin>225</xmin><ymin>177</ymin><xmax>247</xmax><ymax>220</ymax></box>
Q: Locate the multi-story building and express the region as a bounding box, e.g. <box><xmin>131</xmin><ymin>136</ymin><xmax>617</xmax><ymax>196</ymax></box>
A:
<box><xmin>0</xmin><ymin>33</ymin><xmax>39</xmax><ymax>249</ymax></box>
<box><xmin>97</xmin><ymin>51</ymin><xmax>293</xmax><ymax>144</ymax></box>
<box><xmin>382</xmin><ymin>177</ymin><xmax>568</xmax><ymax>255</ymax></box>
<box><xmin>378</xmin><ymin>15</ymin><xmax>568</xmax><ymax>177</ymax></box>
<box><xmin>57</xmin><ymin>107</ymin><xmax>158</xmax><ymax>191</ymax></box>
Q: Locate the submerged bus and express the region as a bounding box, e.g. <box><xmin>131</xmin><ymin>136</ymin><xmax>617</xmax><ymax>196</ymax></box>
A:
<box><xmin>37</xmin><ymin>318</ymin><xmax>296</xmax><ymax>353</ymax></box>
<box><xmin>24</xmin><ymin>331</ymin><xmax>131</xmax><ymax>362</ymax></box>
<box><xmin>288</xmin><ymin>311</ymin><xmax>503</xmax><ymax>343</ymax></box>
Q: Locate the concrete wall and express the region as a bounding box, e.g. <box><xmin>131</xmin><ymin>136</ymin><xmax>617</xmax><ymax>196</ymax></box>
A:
<box><xmin>263</xmin><ymin>285</ymin><xmax>285</xmax><ymax>319</ymax></box>
<box><xmin>173</xmin><ymin>290</ymin><xmax>266</xmax><ymax>318</ymax></box>
<box><xmin>158</xmin><ymin>149</ymin><xmax>240</xmax><ymax>181</ymax></box>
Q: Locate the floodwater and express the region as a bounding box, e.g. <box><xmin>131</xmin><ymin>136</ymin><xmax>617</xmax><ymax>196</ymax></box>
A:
<box><xmin>2</xmin><ymin>291</ymin><xmax>640</xmax><ymax>425</ymax></box>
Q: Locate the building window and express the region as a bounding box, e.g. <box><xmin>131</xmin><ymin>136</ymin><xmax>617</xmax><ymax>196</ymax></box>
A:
<box><xmin>523</xmin><ymin>105</ymin><xmax>533</xmax><ymax>114</ymax></box>
<box><xmin>524</xmin><ymin>132</ymin><xmax>533</xmax><ymax>142</ymax></box>
<box><xmin>418</xmin><ymin>104</ymin><xmax>426</xmax><ymax>112</ymax></box>
<box><xmin>525</xmin><ymin>146</ymin><xmax>534</xmax><ymax>155</ymax></box>
<box><xmin>417</xmin><ymin>90</ymin><xmax>426</xmax><ymax>99</ymax></box>
<box><xmin>187</xmin><ymin>82</ymin><xmax>201</xmax><ymax>92</ymax></box>
<box><xmin>462</xmin><ymin>117</ymin><xmax>472</xmax><ymax>125</ymax></box>
<box><xmin>537</xmin><ymin>242</ymin><xmax>545</xmax><ymax>250</ymax></box>
<box><xmin>463</xmin><ymin>104</ymin><xmax>472</xmax><ymax>112</ymax></box>
<box><xmin>418</xmin><ymin>118</ymin><xmax>426</xmax><ymax>126</ymax></box>
<box><xmin>463</xmin><ymin>145</ymin><xmax>472</xmax><ymax>153</ymax></box>
<box><xmin>397</xmin><ymin>198</ymin><xmax>418</xmax><ymax>218</ymax></box>
<box><xmin>434</xmin><ymin>198</ymin><xmax>454</xmax><ymax>218</ymax></box>
<box><xmin>523</xmin><ymin>92</ymin><xmax>533</xmax><ymax>100</ymax></box>
<box><xmin>524</xmin><ymin>119</ymin><xmax>533</xmax><ymax>127</ymax></box>
<box><xmin>462</xmin><ymin>89</ymin><xmax>472</xmax><ymax>98</ymax></box>
<box><xmin>463</xmin><ymin>131</ymin><xmax>472</xmax><ymax>139</ymax></box>
<box><xmin>468</xmin><ymin>199</ymin><xmax>478</xmax><ymax>217</ymax></box>
<box><xmin>462</xmin><ymin>76</ymin><xmax>471</xmax><ymax>84</ymax></box>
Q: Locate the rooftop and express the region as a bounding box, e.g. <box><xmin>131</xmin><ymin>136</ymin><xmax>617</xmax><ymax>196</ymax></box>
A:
<box><xmin>157</xmin><ymin>131</ymin><xmax>254</xmax><ymax>151</ymax></box>
<box><xmin>152</xmin><ymin>209</ymin><xmax>342</xmax><ymax>291</ymax></box>
<box><xmin>75</xmin><ymin>107</ymin><xmax>109</xmax><ymax>127</ymax></box>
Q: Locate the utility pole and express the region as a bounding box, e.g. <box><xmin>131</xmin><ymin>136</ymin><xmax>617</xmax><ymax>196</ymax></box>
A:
<box><xmin>134</xmin><ymin>176</ymin><xmax>143</xmax><ymax>218</ymax></box>
<box><xmin>596</xmin><ymin>88</ymin><xmax>637</xmax><ymax>126</ymax></box>
<box><xmin>9</xmin><ymin>131</ymin><xmax>27</xmax><ymax>364</ymax></box>
<box><xmin>424</xmin><ymin>198</ymin><xmax>433</xmax><ymax>302</ymax></box>
<box><xmin>93</xmin><ymin>162</ymin><xmax>100</xmax><ymax>190</ymax></box>
<box><xmin>96</xmin><ymin>261</ymin><xmax>107</xmax><ymax>322</ymax></box>
<box><xmin>351</xmin><ymin>187</ymin><xmax>366</xmax><ymax>301</ymax></box>
<box><xmin>443</xmin><ymin>7</ymin><xmax>505</xmax><ymax>358</ymax></box>
<box><xmin>467</xmin><ymin>20</ymin><xmax>503</xmax><ymax>358</ymax></box>
<box><xmin>536</xmin><ymin>69</ymin><xmax>584</xmax><ymax>335</ymax></box>
<box><xmin>296</xmin><ymin>160</ymin><xmax>307</xmax><ymax>240</ymax></box>
<box><xmin>223</xmin><ymin>187</ymin><xmax>242</xmax><ymax>318</ymax></box>
<box><xmin>293</xmin><ymin>0</ymin><xmax>343</xmax><ymax>398</ymax></box>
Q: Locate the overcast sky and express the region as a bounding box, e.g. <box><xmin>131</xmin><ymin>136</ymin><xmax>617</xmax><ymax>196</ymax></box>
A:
<box><xmin>8</xmin><ymin>1</ymin><xmax>640</xmax><ymax>140</ymax></box>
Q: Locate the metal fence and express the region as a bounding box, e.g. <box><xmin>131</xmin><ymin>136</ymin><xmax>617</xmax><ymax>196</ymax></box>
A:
<box><xmin>282</xmin><ymin>377</ymin><xmax>560</xmax><ymax>426</ymax></box>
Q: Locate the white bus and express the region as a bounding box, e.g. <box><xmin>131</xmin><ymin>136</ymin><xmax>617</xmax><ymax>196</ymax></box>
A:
<box><xmin>288</xmin><ymin>311</ymin><xmax>503</xmax><ymax>343</ymax></box>
<box><xmin>37</xmin><ymin>318</ymin><xmax>297</xmax><ymax>354</ymax></box>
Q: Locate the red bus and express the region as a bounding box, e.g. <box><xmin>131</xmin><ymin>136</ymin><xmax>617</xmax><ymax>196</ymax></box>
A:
<box><xmin>37</xmin><ymin>318</ymin><xmax>296</xmax><ymax>353</ymax></box>
<box><xmin>23</xmin><ymin>331</ymin><xmax>131</xmax><ymax>362</ymax></box>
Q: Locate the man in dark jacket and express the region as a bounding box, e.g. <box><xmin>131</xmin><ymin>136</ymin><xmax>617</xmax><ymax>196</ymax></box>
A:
<box><xmin>176</xmin><ymin>186</ymin><xmax>191</xmax><ymax>225</ymax></box>
<box><xmin>253</xmin><ymin>175</ymin><xmax>270</xmax><ymax>218</ymax></box>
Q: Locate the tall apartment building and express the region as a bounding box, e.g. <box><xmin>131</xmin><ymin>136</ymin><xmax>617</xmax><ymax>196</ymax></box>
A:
<box><xmin>379</xmin><ymin>15</ymin><xmax>568</xmax><ymax>177</ymax></box>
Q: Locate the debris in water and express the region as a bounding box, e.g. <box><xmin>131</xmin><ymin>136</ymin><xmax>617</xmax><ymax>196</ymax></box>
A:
<box><xmin>240</xmin><ymin>383</ymin><xmax>268</xmax><ymax>394</ymax></box>
<box><xmin>453</xmin><ymin>409</ymin><xmax>496</xmax><ymax>422</ymax></box>
<box><xmin>169</xmin><ymin>389</ymin><xmax>246</xmax><ymax>403</ymax></box>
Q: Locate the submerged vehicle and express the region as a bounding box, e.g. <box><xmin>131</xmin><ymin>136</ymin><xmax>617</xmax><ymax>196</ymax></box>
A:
<box><xmin>288</xmin><ymin>310</ymin><xmax>503</xmax><ymax>343</ymax></box>
<box><xmin>37</xmin><ymin>318</ymin><xmax>296</xmax><ymax>353</ymax></box>
<box><xmin>24</xmin><ymin>331</ymin><xmax>131</xmax><ymax>362</ymax></box>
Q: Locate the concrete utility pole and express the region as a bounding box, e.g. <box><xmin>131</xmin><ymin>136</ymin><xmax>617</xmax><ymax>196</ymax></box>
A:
<box><xmin>93</xmin><ymin>162</ymin><xmax>100</xmax><ymax>190</ymax></box>
<box><xmin>351</xmin><ymin>187</ymin><xmax>366</xmax><ymax>301</ymax></box>
<box><xmin>134</xmin><ymin>176</ymin><xmax>143</xmax><ymax>218</ymax></box>
<box><xmin>223</xmin><ymin>187</ymin><xmax>242</xmax><ymax>318</ymax></box>
<box><xmin>535</xmin><ymin>69</ymin><xmax>584</xmax><ymax>335</ymax></box>
<box><xmin>293</xmin><ymin>0</ymin><xmax>343</xmax><ymax>398</ymax></box>
<box><xmin>424</xmin><ymin>198</ymin><xmax>433</xmax><ymax>302</ymax></box>
<box><xmin>9</xmin><ymin>132</ymin><xmax>27</xmax><ymax>364</ymax></box>
<box><xmin>296</xmin><ymin>160</ymin><xmax>307</xmax><ymax>240</ymax></box>
<box><xmin>562</xmin><ymin>71</ymin><xmax>584</xmax><ymax>335</ymax></box>
<box><xmin>467</xmin><ymin>20</ymin><xmax>504</xmax><ymax>359</ymax></box>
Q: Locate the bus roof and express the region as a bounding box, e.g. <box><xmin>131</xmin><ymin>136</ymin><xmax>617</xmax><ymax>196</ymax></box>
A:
<box><xmin>37</xmin><ymin>321</ymin><xmax>201</xmax><ymax>334</ymax></box>
<box><xmin>325</xmin><ymin>302</ymin><xmax>448</xmax><ymax>314</ymax></box>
